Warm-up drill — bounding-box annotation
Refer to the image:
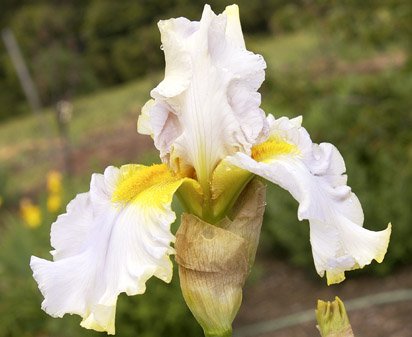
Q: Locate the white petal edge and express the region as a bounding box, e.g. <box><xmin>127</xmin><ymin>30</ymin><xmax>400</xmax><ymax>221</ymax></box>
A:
<box><xmin>30</xmin><ymin>165</ymin><xmax>181</xmax><ymax>334</ymax></box>
<box><xmin>227</xmin><ymin>115</ymin><xmax>391</xmax><ymax>284</ymax></box>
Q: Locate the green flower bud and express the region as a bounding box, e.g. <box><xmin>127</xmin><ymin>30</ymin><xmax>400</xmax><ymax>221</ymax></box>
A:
<box><xmin>316</xmin><ymin>297</ymin><xmax>354</xmax><ymax>337</ymax></box>
<box><xmin>175</xmin><ymin>179</ymin><xmax>266</xmax><ymax>337</ymax></box>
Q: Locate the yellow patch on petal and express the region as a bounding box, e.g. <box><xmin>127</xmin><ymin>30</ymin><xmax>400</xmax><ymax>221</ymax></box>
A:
<box><xmin>327</xmin><ymin>262</ymin><xmax>362</xmax><ymax>286</ymax></box>
<box><xmin>224</xmin><ymin>4</ymin><xmax>239</xmax><ymax>19</ymax></box>
<box><xmin>112</xmin><ymin>164</ymin><xmax>177</xmax><ymax>203</ymax></box>
<box><xmin>375</xmin><ymin>223</ymin><xmax>392</xmax><ymax>263</ymax></box>
<box><xmin>112</xmin><ymin>163</ymin><xmax>202</xmax><ymax>209</ymax></box>
<box><xmin>80</xmin><ymin>309</ymin><xmax>116</xmax><ymax>335</ymax></box>
<box><xmin>223</xmin><ymin>5</ymin><xmax>246</xmax><ymax>49</ymax></box>
<box><xmin>252</xmin><ymin>137</ymin><xmax>299</xmax><ymax>162</ymax></box>
<box><xmin>326</xmin><ymin>271</ymin><xmax>346</xmax><ymax>286</ymax></box>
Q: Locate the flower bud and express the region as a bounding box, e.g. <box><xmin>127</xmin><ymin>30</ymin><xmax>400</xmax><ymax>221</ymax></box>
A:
<box><xmin>316</xmin><ymin>297</ymin><xmax>354</xmax><ymax>337</ymax></box>
<box><xmin>175</xmin><ymin>179</ymin><xmax>266</xmax><ymax>337</ymax></box>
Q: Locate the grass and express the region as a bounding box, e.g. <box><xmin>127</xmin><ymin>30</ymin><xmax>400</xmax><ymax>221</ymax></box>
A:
<box><xmin>0</xmin><ymin>74</ymin><xmax>160</xmax><ymax>147</ymax></box>
<box><xmin>247</xmin><ymin>31</ymin><xmax>320</xmax><ymax>72</ymax></box>
<box><xmin>0</xmin><ymin>74</ymin><xmax>161</xmax><ymax>196</ymax></box>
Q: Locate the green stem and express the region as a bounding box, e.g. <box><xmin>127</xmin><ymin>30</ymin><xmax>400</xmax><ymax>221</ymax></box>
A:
<box><xmin>205</xmin><ymin>329</ymin><xmax>232</xmax><ymax>337</ymax></box>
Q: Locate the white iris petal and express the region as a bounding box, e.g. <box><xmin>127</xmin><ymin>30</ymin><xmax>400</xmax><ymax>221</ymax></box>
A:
<box><xmin>228</xmin><ymin>115</ymin><xmax>391</xmax><ymax>284</ymax></box>
<box><xmin>30</xmin><ymin>166</ymin><xmax>178</xmax><ymax>334</ymax></box>
<box><xmin>138</xmin><ymin>5</ymin><xmax>267</xmax><ymax>182</ymax></box>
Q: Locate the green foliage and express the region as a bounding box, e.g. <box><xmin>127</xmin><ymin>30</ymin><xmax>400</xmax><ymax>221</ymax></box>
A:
<box><xmin>0</xmin><ymin>166</ymin><xmax>16</xmax><ymax>213</ymax></box>
<box><xmin>318</xmin><ymin>0</ymin><xmax>412</xmax><ymax>49</ymax></box>
<box><xmin>0</xmin><ymin>0</ymin><xmax>320</xmax><ymax>121</ymax></box>
<box><xmin>82</xmin><ymin>0</ymin><xmax>155</xmax><ymax>83</ymax></box>
<box><xmin>0</xmin><ymin>52</ymin><xmax>26</xmax><ymax>121</ymax></box>
<box><xmin>115</xmin><ymin>272</ymin><xmax>202</xmax><ymax>337</ymax></box>
<box><xmin>9</xmin><ymin>3</ymin><xmax>98</xmax><ymax>103</ymax></box>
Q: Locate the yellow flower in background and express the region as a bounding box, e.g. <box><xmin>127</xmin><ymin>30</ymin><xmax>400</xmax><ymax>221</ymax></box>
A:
<box><xmin>46</xmin><ymin>170</ymin><xmax>63</xmax><ymax>213</ymax></box>
<box><xmin>46</xmin><ymin>170</ymin><xmax>62</xmax><ymax>195</ymax></box>
<box><xmin>47</xmin><ymin>194</ymin><xmax>62</xmax><ymax>213</ymax></box>
<box><xmin>20</xmin><ymin>198</ymin><xmax>42</xmax><ymax>229</ymax></box>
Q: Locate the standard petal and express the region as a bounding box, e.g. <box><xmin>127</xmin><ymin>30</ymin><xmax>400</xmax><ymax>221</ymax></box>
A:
<box><xmin>138</xmin><ymin>99</ymin><xmax>182</xmax><ymax>165</ymax></box>
<box><xmin>31</xmin><ymin>164</ymin><xmax>200</xmax><ymax>334</ymax></box>
<box><xmin>223</xmin><ymin>5</ymin><xmax>245</xmax><ymax>49</ymax></box>
<box><xmin>227</xmin><ymin>116</ymin><xmax>391</xmax><ymax>285</ymax></box>
<box><xmin>138</xmin><ymin>5</ymin><xmax>267</xmax><ymax>183</ymax></box>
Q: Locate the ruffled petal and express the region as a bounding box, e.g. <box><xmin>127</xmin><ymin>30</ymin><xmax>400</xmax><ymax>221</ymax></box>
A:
<box><xmin>138</xmin><ymin>5</ymin><xmax>267</xmax><ymax>182</ymax></box>
<box><xmin>30</xmin><ymin>164</ymin><xmax>200</xmax><ymax>333</ymax></box>
<box><xmin>228</xmin><ymin>116</ymin><xmax>391</xmax><ymax>285</ymax></box>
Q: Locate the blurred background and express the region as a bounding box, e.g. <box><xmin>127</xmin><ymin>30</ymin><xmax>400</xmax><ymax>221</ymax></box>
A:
<box><xmin>0</xmin><ymin>1</ymin><xmax>411</xmax><ymax>336</ymax></box>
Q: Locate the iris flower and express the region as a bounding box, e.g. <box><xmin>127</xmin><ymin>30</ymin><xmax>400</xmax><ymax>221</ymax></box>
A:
<box><xmin>31</xmin><ymin>4</ymin><xmax>391</xmax><ymax>335</ymax></box>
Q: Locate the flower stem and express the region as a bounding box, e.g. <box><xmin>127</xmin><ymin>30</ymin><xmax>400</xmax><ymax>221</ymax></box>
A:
<box><xmin>205</xmin><ymin>329</ymin><xmax>232</xmax><ymax>337</ymax></box>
